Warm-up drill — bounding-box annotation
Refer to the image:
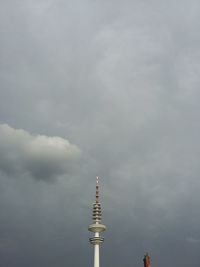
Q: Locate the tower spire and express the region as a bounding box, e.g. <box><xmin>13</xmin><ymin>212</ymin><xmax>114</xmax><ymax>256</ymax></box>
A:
<box><xmin>96</xmin><ymin>176</ymin><xmax>99</xmax><ymax>203</ymax></box>
<box><xmin>88</xmin><ymin>177</ymin><xmax>106</xmax><ymax>267</ymax></box>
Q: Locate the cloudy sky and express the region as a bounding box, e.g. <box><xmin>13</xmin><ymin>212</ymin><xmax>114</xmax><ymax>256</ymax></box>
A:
<box><xmin>0</xmin><ymin>0</ymin><xmax>200</xmax><ymax>266</ymax></box>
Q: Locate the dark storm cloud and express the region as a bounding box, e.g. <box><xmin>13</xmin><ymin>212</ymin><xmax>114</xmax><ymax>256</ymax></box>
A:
<box><xmin>0</xmin><ymin>124</ymin><xmax>80</xmax><ymax>181</ymax></box>
<box><xmin>0</xmin><ymin>0</ymin><xmax>200</xmax><ymax>267</ymax></box>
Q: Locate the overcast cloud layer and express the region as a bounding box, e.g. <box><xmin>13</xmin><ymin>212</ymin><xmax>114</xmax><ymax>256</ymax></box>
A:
<box><xmin>0</xmin><ymin>0</ymin><xmax>200</xmax><ymax>267</ymax></box>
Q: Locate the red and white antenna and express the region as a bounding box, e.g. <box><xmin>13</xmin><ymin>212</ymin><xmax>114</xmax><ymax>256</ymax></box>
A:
<box><xmin>96</xmin><ymin>176</ymin><xmax>99</xmax><ymax>203</ymax></box>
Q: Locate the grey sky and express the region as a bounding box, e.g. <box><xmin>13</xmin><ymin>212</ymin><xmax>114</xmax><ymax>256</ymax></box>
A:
<box><xmin>0</xmin><ymin>0</ymin><xmax>200</xmax><ymax>266</ymax></box>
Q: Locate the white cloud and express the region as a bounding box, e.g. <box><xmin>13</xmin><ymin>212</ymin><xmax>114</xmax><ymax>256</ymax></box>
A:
<box><xmin>0</xmin><ymin>124</ymin><xmax>81</xmax><ymax>181</ymax></box>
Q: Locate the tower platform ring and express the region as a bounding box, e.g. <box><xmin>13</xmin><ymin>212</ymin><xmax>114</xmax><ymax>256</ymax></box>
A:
<box><xmin>88</xmin><ymin>223</ymin><xmax>106</xmax><ymax>233</ymax></box>
<box><xmin>89</xmin><ymin>237</ymin><xmax>104</xmax><ymax>244</ymax></box>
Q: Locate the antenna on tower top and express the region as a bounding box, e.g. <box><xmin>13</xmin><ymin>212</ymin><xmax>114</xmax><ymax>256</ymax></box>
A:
<box><xmin>96</xmin><ymin>176</ymin><xmax>99</xmax><ymax>203</ymax></box>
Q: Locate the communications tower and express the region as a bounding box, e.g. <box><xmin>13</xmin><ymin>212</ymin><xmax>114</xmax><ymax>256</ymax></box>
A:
<box><xmin>88</xmin><ymin>176</ymin><xmax>106</xmax><ymax>267</ymax></box>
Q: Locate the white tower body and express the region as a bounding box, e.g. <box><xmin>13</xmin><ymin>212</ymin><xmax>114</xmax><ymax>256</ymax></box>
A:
<box><xmin>88</xmin><ymin>177</ymin><xmax>106</xmax><ymax>267</ymax></box>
